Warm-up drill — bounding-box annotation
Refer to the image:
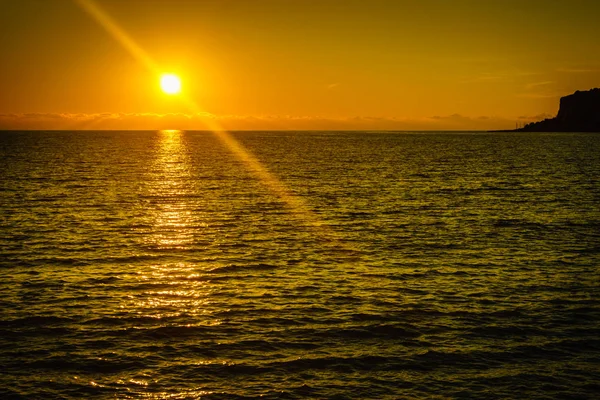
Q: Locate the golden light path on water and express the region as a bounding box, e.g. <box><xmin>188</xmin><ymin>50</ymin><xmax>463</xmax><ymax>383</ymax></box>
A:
<box><xmin>149</xmin><ymin>130</ymin><xmax>195</xmax><ymax>250</ymax></box>
<box><xmin>130</xmin><ymin>130</ymin><xmax>215</xmax><ymax>328</ymax></box>
<box><xmin>74</xmin><ymin>0</ymin><xmax>352</xmax><ymax>251</ymax></box>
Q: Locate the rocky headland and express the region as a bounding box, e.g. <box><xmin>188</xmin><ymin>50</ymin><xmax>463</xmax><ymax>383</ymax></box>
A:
<box><xmin>517</xmin><ymin>88</ymin><xmax>600</xmax><ymax>132</ymax></box>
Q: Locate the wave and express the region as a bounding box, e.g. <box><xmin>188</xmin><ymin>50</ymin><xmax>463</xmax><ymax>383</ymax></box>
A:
<box><xmin>206</xmin><ymin>263</ymin><xmax>279</xmax><ymax>274</ymax></box>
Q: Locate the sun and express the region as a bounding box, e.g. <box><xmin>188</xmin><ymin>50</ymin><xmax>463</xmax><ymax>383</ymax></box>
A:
<box><xmin>160</xmin><ymin>73</ymin><xmax>181</xmax><ymax>95</ymax></box>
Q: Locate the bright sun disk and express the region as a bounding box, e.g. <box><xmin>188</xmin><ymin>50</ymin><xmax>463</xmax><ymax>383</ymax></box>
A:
<box><xmin>160</xmin><ymin>74</ymin><xmax>181</xmax><ymax>95</ymax></box>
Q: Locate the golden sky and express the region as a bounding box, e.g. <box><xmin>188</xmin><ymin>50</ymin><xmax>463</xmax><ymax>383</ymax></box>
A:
<box><xmin>1</xmin><ymin>0</ymin><xmax>599</xmax><ymax>130</ymax></box>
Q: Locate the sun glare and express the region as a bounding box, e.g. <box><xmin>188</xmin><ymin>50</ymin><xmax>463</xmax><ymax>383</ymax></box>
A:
<box><xmin>160</xmin><ymin>74</ymin><xmax>181</xmax><ymax>95</ymax></box>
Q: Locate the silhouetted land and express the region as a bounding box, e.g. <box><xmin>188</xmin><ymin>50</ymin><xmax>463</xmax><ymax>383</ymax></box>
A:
<box><xmin>513</xmin><ymin>88</ymin><xmax>600</xmax><ymax>132</ymax></box>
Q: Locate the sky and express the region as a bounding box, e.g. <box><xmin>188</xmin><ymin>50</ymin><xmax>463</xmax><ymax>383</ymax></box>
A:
<box><xmin>1</xmin><ymin>0</ymin><xmax>599</xmax><ymax>130</ymax></box>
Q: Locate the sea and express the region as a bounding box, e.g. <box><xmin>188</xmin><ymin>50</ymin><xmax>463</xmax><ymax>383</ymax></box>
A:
<box><xmin>1</xmin><ymin>130</ymin><xmax>599</xmax><ymax>399</ymax></box>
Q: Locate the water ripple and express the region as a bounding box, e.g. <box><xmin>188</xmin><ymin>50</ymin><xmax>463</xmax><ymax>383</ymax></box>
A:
<box><xmin>1</xmin><ymin>131</ymin><xmax>599</xmax><ymax>398</ymax></box>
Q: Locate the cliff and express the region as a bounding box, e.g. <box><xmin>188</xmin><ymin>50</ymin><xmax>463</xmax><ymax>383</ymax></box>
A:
<box><xmin>518</xmin><ymin>88</ymin><xmax>600</xmax><ymax>132</ymax></box>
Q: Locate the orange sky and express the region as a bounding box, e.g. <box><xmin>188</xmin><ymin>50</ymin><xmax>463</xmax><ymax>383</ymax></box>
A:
<box><xmin>1</xmin><ymin>0</ymin><xmax>599</xmax><ymax>130</ymax></box>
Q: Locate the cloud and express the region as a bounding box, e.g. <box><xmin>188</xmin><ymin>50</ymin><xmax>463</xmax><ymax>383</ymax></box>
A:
<box><xmin>460</xmin><ymin>73</ymin><xmax>507</xmax><ymax>84</ymax></box>
<box><xmin>517</xmin><ymin>113</ymin><xmax>553</xmax><ymax>121</ymax></box>
<box><xmin>0</xmin><ymin>112</ymin><xmax>518</xmax><ymax>131</ymax></box>
<box><xmin>556</xmin><ymin>67</ymin><xmax>599</xmax><ymax>73</ymax></box>
<box><xmin>0</xmin><ymin>112</ymin><xmax>213</xmax><ymax>130</ymax></box>
<box><xmin>460</xmin><ymin>69</ymin><xmax>540</xmax><ymax>85</ymax></box>
<box><xmin>525</xmin><ymin>81</ymin><xmax>554</xmax><ymax>90</ymax></box>
<box><xmin>516</xmin><ymin>92</ymin><xmax>560</xmax><ymax>99</ymax></box>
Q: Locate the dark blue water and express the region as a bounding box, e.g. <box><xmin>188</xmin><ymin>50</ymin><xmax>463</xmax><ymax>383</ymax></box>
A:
<box><xmin>1</xmin><ymin>130</ymin><xmax>599</xmax><ymax>399</ymax></box>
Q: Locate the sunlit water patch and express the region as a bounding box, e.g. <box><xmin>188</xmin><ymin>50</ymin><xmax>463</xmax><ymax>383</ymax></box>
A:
<box><xmin>1</xmin><ymin>131</ymin><xmax>599</xmax><ymax>399</ymax></box>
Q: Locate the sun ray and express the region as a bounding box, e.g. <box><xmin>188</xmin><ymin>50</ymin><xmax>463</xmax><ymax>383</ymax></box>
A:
<box><xmin>73</xmin><ymin>0</ymin><xmax>160</xmax><ymax>74</ymax></box>
<box><xmin>73</xmin><ymin>0</ymin><xmax>358</xmax><ymax>253</ymax></box>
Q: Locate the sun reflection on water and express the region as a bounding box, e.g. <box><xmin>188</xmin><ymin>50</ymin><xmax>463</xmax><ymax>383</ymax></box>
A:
<box><xmin>147</xmin><ymin>130</ymin><xmax>195</xmax><ymax>250</ymax></box>
<box><xmin>130</xmin><ymin>131</ymin><xmax>217</xmax><ymax>323</ymax></box>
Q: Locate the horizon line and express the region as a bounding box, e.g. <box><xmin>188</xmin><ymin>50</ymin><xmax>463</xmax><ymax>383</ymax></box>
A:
<box><xmin>0</xmin><ymin>128</ymin><xmax>504</xmax><ymax>133</ymax></box>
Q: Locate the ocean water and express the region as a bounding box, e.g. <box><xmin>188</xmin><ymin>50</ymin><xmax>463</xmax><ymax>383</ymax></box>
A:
<box><xmin>1</xmin><ymin>130</ymin><xmax>599</xmax><ymax>399</ymax></box>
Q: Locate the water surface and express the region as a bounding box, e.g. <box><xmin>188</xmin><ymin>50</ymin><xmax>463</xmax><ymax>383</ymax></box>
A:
<box><xmin>1</xmin><ymin>131</ymin><xmax>599</xmax><ymax>398</ymax></box>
